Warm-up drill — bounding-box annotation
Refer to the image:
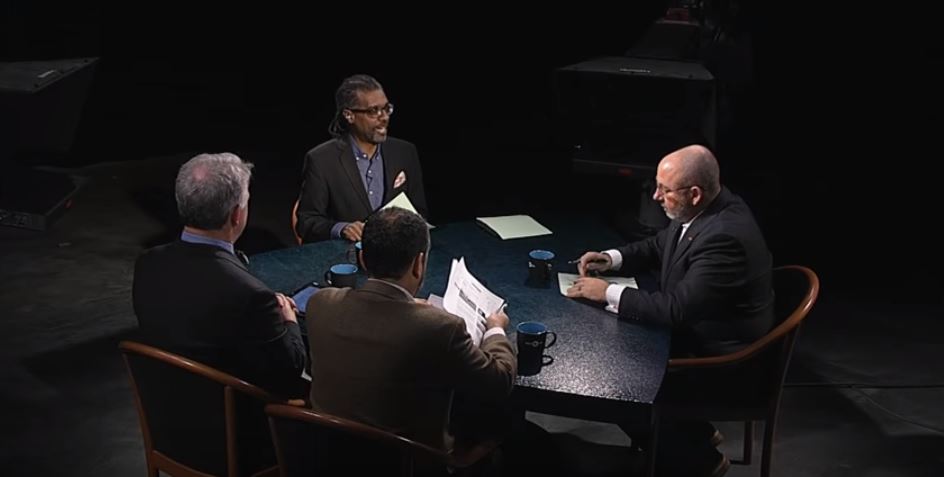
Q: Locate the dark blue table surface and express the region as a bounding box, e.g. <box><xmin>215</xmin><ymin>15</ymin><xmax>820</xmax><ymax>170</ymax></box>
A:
<box><xmin>250</xmin><ymin>214</ymin><xmax>670</xmax><ymax>408</ymax></box>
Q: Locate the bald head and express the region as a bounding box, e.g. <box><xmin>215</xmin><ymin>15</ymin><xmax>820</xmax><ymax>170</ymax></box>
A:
<box><xmin>659</xmin><ymin>145</ymin><xmax>721</xmax><ymax>201</ymax></box>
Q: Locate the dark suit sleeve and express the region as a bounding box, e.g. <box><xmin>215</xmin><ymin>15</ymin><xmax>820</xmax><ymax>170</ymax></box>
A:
<box><xmin>405</xmin><ymin>143</ymin><xmax>429</xmax><ymax>219</ymax></box>
<box><xmin>446</xmin><ymin>321</ymin><xmax>517</xmax><ymax>402</ymax></box>
<box><xmin>296</xmin><ymin>150</ymin><xmax>337</xmax><ymax>242</ymax></box>
<box><xmin>616</xmin><ymin>232</ymin><xmax>748</xmax><ymax>328</ymax></box>
<box><xmin>242</xmin><ymin>288</ymin><xmax>308</xmax><ymax>390</ymax></box>
<box><xmin>616</xmin><ymin>228</ymin><xmax>666</xmax><ymax>276</ymax></box>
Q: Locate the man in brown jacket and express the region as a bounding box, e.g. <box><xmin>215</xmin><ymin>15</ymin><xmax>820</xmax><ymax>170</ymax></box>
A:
<box><xmin>305</xmin><ymin>206</ymin><xmax>517</xmax><ymax>453</ymax></box>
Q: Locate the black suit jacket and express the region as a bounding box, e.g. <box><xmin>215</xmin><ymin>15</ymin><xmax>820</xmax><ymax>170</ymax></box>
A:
<box><xmin>296</xmin><ymin>136</ymin><xmax>429</xmax><ymax>242</ymax></box>
<box><xmin>132</xmin><ymin>240</ymin><xmax>307</xmax><ymax>396</ymax></box>
<box><xmin>614</xmin><ymin>187</ymin><xmax>775</xmax><ymax>356</ymax></box>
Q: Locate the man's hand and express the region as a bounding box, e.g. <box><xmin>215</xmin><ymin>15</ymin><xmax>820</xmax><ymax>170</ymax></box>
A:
<box><xmin>576</xmin><ymin>251</ymin><xmax>612</xmax><ymax>277</ymax></box>
<box><xmin>342</xmin><ymin>221</ymin><xmax>365</xmax><ymax>242</ymax></box>
<box><xmin>275</xmin><ymin>293</ymin><xmax>298</xmax><ymax>324</ymax></box>
<box><xmin>485</xmin><ymin>307</ymin><xmax>509</xmax><ymax>330</ymax></box>
<box><xmin>566</xmin><ymin>277</ymin><xmax>609</xmax><ymax>302</ymax></box>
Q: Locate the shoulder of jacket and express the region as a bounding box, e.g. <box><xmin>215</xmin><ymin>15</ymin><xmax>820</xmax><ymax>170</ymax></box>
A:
<box><xmin>306</xmin><ymin>138</ymin><xmax>346</xmax><ymax>158</ymax></box>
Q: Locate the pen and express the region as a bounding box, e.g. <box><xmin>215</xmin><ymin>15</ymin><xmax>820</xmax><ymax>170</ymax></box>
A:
<box><xmin>567</xmin><ymin>258</ymin><xmax>608</xmax><ymax>265</ymax></box>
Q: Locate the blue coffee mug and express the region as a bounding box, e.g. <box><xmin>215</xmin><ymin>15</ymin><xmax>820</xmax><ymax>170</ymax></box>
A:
<box><xmin>325</xmin><ymin>263</ymin><xmax>358</xmax><ymax>288</ymax></box>
<box><xmin>528</xmin><ymin>249</ymin><xmax>555</xmax><ymax>282</ymax></box>
<box><xmin>516</xmin><ymin>321</ymin><xmax>557</xmax><ymax>375</ymax></box>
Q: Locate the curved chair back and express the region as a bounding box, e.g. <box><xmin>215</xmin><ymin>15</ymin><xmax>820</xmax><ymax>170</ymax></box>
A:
<box><xmin>291</xmin><ymin>199</ymin><xmax>302</xmax><ymax>245</ymax></box>
<box><xmin>266</xmin><ymin>404</ymin><xmax>497</xmax><ymax>477</ymax></box>
<box><xmin>120</xmin><ymin>341</ymin><xmax>284</xmax><ymax>477</ymax></box>
<box><xmin>664</xmin><ymin>265</ymin><xmax>820</xmax><ymax>477</ymax></box>
<box><xmin>669</xmin><ymin>265</ymin><xmax>819</xmax><ymax>370</ymax></box>
<box><xmin>266</xmin><ymin>404</ymin><xmax>444</xmax><ymax>476</ymax></box>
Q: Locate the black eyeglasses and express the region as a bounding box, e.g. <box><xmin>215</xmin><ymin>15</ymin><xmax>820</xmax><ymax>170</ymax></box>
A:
<box><xmin>654</xmin><ymin>184</ymin><xmax>697</xmax><ymax>196</ymax></box>
<box><xmin>348</xmin><ymin>103</ymin><xmax>394</xmax><ymax>118</ymax></box>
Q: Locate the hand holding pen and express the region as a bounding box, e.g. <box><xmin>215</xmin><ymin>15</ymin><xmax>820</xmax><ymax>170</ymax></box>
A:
<box><xmin>486</xmin><ymin>303</ymin><xmax>510</xmax><ymax>330</ymax></box>
<box><xmin>568</xmin><ymin>252</ymin><xmax>612</xmax><ymax>277</ymax></box>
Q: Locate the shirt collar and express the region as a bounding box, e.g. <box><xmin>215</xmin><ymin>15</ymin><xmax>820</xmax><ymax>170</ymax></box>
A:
<box><xmin>180</xmin><ymin>230</ymin><xmax>235</xmax><ymax>255</ymax></box>
<box><xmin>350</xmin><ymin>135</ymin><xmax>381</xmax><ymax>161</ymax></box>
<box><xmin>681</xmin><ymin>208</ymin><xmax>706</xmax><ymax>229</ymax></box>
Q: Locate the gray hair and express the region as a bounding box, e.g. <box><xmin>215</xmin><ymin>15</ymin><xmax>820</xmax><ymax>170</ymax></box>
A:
<box><xmin>175</xmin><ymin>153</ymin><xmax>253</xmax><ymax>230</ymax></box>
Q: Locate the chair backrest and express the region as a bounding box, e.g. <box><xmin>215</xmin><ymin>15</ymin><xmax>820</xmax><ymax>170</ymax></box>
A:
<box><xmin>765</xmin><ymin>265</ymin><xmax>820</xmax><ymax>394</ymax></box>
<box><xmin>120</xmin><ymin>340</ymin><xmax>284</xmax><ymax>477</ymax></box>
<box><xmin>663</xmin><ymin>266</ymin><xmax>819</xmax><ymax>419</ymax></box>
<box><xmin>291</xmin><ymin>199</ymin><xmax>302</xmax><ymax>245</ymax></box>
<box><xmin>669</xmin><ymin>265</ymin><xmax>820</xmax><ymax>370</ymax></box>
<box><xmin>265</xmin><ymin>404</ymin><xmax>449</xmax><ymax>477</ymax></box>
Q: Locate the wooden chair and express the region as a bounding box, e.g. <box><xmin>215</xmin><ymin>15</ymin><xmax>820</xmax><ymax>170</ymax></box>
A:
<box><xmin>120</xmin><ymin>341</ymin><xmax>298</xmax><ymax>477</ymax></box>
<box><xmin>265</xmin><ymin>404</ymin><xmax>498</xmax><ymax>477</ymax></box>
<box><xmin>290</xmin><ymin>198</ymin><xmax>302</xmax><ymax>245</ymax></box>
<box><xmin>661</xmin><ymin>265</ymin><xmax>820</xmax><ymax>477</ymax></box>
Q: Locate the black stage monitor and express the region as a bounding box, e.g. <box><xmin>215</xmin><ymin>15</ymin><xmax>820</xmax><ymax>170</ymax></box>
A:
<box><xmin>553</xmin><ymin>56</ymin><xmax>716</xmax><ymax>177</ymax></box>
<box><xmin>0</xmin><ymin>57</ymin><xmax>97</xmax><ymax>231</ymax></box>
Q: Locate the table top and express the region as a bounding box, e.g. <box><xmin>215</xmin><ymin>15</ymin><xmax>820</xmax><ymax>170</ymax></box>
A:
<box><xmin>250</xmin><ymin>214</ymin><xmax>670</xmax><ymax>410</ymax></box>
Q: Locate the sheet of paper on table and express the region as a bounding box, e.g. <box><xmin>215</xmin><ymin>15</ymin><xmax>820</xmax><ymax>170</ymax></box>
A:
<box><xmin>475</xmin><ymin>215</ymin><xmax>551</xmax><ymax>240</ymax></box>
<box><xmin>557</xmin><ymin>272</ymin><xmax>638</xmax><ymax>296</ymax></box>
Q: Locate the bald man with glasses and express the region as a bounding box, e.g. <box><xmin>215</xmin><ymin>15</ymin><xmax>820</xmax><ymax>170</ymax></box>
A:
<box><xmin>567</xmin><ymin>144</ymin><xmax>774</xmax><ymax>477</ymax></box>
<box><xmin>568</xmin><ymin>144</ymin><xmax>774</xmax><ymax>356</ymax></box>
<box><xmin>296</xmin><ymin>74</ymin><xmax>429</xmax><ymax>243</ymax></box>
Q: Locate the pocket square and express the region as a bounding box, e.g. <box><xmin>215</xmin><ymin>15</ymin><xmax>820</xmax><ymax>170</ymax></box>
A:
<box><xmin>393</xmin><ymin>170</ymin><xmax>407</xmax><ymax>188</ymax></box>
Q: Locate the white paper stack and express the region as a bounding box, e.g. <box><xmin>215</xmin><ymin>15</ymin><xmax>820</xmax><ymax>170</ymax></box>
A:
<box><xmin>441</xmin><ymin>257</ymin><xmax>505</xmax><ymax>346</ymax></box>
<box><xmin>475</xmin><ymin>215</ymin><xmax>551</xmax><ymax>240</ymax></box>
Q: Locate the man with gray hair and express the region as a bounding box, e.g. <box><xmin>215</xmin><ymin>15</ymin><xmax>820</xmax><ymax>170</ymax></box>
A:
<box><xmin>133</xmin><ymin>153</ymin><xmax>307</xmax><ymax>397</ymax></box>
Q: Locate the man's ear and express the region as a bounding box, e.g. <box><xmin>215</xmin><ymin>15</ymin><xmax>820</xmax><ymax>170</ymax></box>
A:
<box><xmin>229</xmin><ymin>205</ymin><xmax>242</xmax><ymax>227</ymax></box>
<box><xmin>691</xmin><ymin>186</ymin><xmax>704</xmax><ymax>207</ymax></box>
<box><xmin>412</xmin><ymin>251</ymin><xmax>427</xmax><ymax>279</ymax></box>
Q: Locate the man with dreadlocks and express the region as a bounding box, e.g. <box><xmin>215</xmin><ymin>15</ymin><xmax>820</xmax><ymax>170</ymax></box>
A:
<box><xmin>295</xmin><ymin>74</ymin><xmax>429</xmax><ymax>243</ymax></box>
